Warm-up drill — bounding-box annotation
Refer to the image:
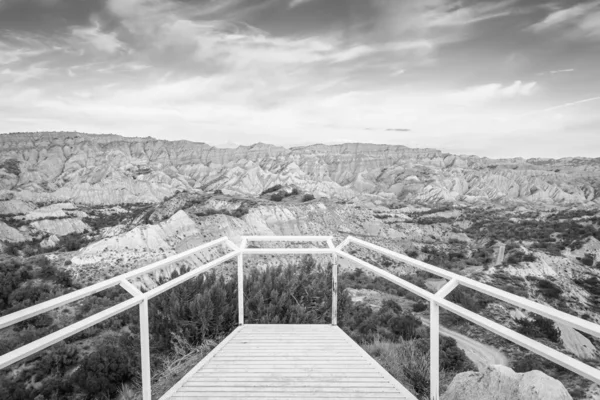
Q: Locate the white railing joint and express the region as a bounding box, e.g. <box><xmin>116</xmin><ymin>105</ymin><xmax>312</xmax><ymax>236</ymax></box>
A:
<box><xmin>120</xmin><ymin>279</ymin><xmax>143</xmax><ymax>297</ymax></box>
<box><xmin>434</xmin><ymin>278</ymin><xmax>459</xmax><ymax>300</ymax></box>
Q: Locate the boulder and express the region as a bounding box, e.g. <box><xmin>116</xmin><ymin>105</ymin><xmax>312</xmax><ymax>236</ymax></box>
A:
<box><xmin>442</xmin><ymin>365</ymin><xmax>572</xmax><ymax>400</ymax></box>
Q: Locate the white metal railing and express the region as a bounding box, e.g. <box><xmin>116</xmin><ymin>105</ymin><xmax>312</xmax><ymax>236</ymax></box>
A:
<box><xmin>0</xmin><ymin>235</ymin><xmax>599</xmax><ymax>400</ymax></box>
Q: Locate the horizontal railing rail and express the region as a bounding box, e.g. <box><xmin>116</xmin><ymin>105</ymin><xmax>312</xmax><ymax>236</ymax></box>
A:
<box><xmin>0</xmin><ymin>237</ymin><xmax>238</xmax><ymax>400</ymax></box>
<box><xmin>336</xmin><ymin>236</ymin><xmax>600</xmax><ymax>399</ymax></box>
<box><xmin>1</xmin><ymin>235</ymin><xmax>599</xmax><ymax>400</ymax></box>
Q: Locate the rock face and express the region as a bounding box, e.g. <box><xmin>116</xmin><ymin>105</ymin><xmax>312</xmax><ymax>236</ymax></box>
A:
<box><xmin>0</xmin><ymin>221</ymin><xmax>29</xmax><ymax>242</ymax></box>
<box><xmin>0</xmin><ymin>199</ymin><xmax>35</xmax><ymax>215</ymax></box>
<box><xmin>442</xmin><ymin>365</ymin><xmax>572</xmax><ymax>400</ymax></box>
<box><xmin>30</xmin><ymin>218</ymin><xmax>90</xmax><ymax>236</ymax></box>
<box><xmin>0</xmin><ymin>131</ymin><xmax>598</xmax><ymax>205</ymax></box>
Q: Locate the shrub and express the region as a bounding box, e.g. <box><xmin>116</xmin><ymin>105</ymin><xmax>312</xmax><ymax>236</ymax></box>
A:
<box><xmin>302</xmin><ymin>194</ymin><xmax>315</xmax><ymax>202</ymax></box>
<box><xmin>513</xmin><ymin>353</ymin><xmax>545</xmax><ymax>373</ymax></box>
<box><xmin>213</xmin><ymin>189</ymin><xmax>223</xmax><ymax>195</ymax></box>
<box><xmin>407</xmin><ymin>250</ymin><xmax>419</xmax><ymax>258</ymax></box>
<box><xmin>291</xmin><ymin>188</ymin><xmax>299</xmax><ymax>195</ymax></box>
<box><xmin>580</xmin><ymin>253</ymin><xmax>595</xmax><ymax>267</ymax></box>
<box><xmin>270</xmin><ymin>192</ymin><xmax>285</xmax><ymax>202</ymax></box>
<box><xmin>412</xmin><ymin>302</ymin><xmax>427</xmax><ymax>312</ymax></box>
<box><xmin>529</xmin><ymin>277</ymin><xmax>562</xmax><ymax>299</ymax></box>
<box><xmin>261</xmin><ymin>184</ymin><xmax>282</xmax><ymax>195</ymax></box>
<box><xmin>515</xmin><ymin>315</ymin><xmax>561</xmax><ymax>343</ymax></box>
<box><xmin>1</xmin><ymin>159</ymin><xmax>20</xmax><ymax>175</ymax></box>
<box><xmin>73</xmin><ymin>343</ymin><xmax>134</xmax><ymax>397</ymax></box>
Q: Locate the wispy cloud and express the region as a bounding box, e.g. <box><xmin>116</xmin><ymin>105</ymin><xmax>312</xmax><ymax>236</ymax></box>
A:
<box><xmin>71</xmin><ymin>18</ymin><xmax>126</xmax><ymax>53</ymax></box>
<box><xmin>529</xmin><ymin>1</ymin><xmax>600</xmax><ymax>39</ymax></box>
<box><xmin>289</xmin><ymin>0</ymin><xmax>315</xmax><ymax>9</ymax></box>
<box><xmin>0</xmin><ymin>63</ymin><xmax>48</xmax><ymax>82</ymax></box>
<box><xmin>450</xmin><ymin>80</ymin><xmax>537</xmax><ymax>103</ymax></box>
<box><xmin>531</xmin><ymin>95</ymin><xmax>600</xmax><ymax>114</ymax></box>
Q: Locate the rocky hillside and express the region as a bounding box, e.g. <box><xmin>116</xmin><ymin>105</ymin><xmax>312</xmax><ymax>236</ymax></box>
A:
<box><xmin>1</xmin><ymin>131</ymin><xmax>599</xmax><ymax>205</ymax></box>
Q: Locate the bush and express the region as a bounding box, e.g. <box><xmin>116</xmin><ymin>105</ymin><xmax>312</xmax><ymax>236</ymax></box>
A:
<box><xmin>529</xmin><ymin>277</ymin><xmax>562</xmax><ymax>299</ymax></box>
<box><xmin>58</xmin><ymin>233</ymin><xmax>89</xmax><ymax>252</ymax></box>
<box><xmin>270</xmin><ymin>192</ymin><xmax>285</xmax><ymax>202</ymax></box>
<box><xmin>515</xmin><ymin>315</ymin><xmax>561</xmax><ymax>343</ymax></box>
<box><xmin>407</xmin><ymin>250</ymin><xmax>419</xmax><ymax>258</ymax></box>
<box><xmin>412</xmin><ymin>302</ymin><xmax>427</xmax><ymax>312</ymax></box>
<box><xmin>580</xmin><ymin>253</ymin><xmax>595</xmax><ymax>267</ymax></box>
<box><xmin>261</xmin><ymin>184</ymin><xmax>282</xmax><ymax>195</ymax></box>
<box><xmin>302</xmin><ymin>194</ymin><xmax>315</xmax><ymax>202</ymax></box>
<box><xmin>73</xmin><ymin>342</ymin><xmax>134</xmax><ymax>397</ymax></box>
<box><xmin>513</xmin><ymin>353</ymin><xmax>545</xmax><ymax>373</ymax></box>
<box><xmin>1</xmin><ymin>159</ymin><xmax>20</xmax><ymax>175</ymax></box>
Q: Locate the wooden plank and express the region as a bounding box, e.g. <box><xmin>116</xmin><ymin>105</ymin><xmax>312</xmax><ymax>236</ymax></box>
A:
<box><xmin>181</xmin><ymin>382</ymin><xmax>396</xmax><ymax>388</ymax></box>
<box><xmin>333</xmin><ymin>326</ymin><xmax>417</xmax><ymax>399</ymax></box>
<box><xmin>158</xmin><ymin>326</ymin><xmax>243</xmax><ymax>400</ymax></box>
<box><xmin>199</xmin><ymin>368</ymin><xmax>380</xmax><ymax>372</ymax></box>
<box><xmin>171</xmin><ymin>392</ymin><xmax>404</xmax><ymax>398</ymax></box>
<box><xmin>187</xmin><ymin>377</ymin><xmax>392</xmax><ymax>382</ymax></box>
<box><xmin>177</xmin><ymin>387</ymin><xmax>400</xmax><ymax>393</ymax></box>
<box><xmin>163</xmin><ymin>324</ymin><xmax>415</xmax><ymax>400</ymax></box>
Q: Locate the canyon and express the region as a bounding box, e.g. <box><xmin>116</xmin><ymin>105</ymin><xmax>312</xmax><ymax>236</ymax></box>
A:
<box><xmin>1</xmin><ymin>131</ymin><xmax>600</xmax><ymax>399</ymax></box>
<box><xmin>1</xmin><ymin>131</ymin><xmax>598</xmax><ymax>206</ymax></box>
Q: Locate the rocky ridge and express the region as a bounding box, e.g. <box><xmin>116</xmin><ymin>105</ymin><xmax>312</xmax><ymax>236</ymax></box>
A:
<box><xmin>0</xmin><ymin>132</ymin><xmax>598</xmax><ymax>206</ymax></box>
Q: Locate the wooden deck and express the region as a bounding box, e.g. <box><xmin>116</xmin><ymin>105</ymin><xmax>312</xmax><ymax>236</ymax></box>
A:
<box><xmin>161</xmin><ymin>324</ymin><xmax>417</xmax><ymax>400</ymax></box>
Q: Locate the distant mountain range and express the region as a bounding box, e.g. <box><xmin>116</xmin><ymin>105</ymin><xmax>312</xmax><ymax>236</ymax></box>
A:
<box><xmin>1</xmin><ymin>131</ymin><xmax>599</xmax><ymax>206</ymax></box>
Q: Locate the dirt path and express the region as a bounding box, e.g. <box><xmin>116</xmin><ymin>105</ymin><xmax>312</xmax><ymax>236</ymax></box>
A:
<box><xmin>421</xmin><ymin>317</ymin><xmax>509</xmax><ymax>371</ymax></box>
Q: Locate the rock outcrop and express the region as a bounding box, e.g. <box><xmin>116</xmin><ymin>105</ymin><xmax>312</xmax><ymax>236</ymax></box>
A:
<box><xmin>0</xmin><ymin>199</ymin><xmax>35</xmax><ymax>215</ymax></box>
<box><xmin>0</xmin><ymin>132</ymin><xmax>598</xmax><ymax>206</ymax></box>
<box><xmin>442</xmin><ymin>365</ymin><xmax>572</xmax><ymax>400</ymax></box>
<box><xmin>30</xmin><ymin>218</ymin><xmax>90</xmax><ymax>236</ymax></box>
<box><xmin>0</xmin><ymin>221</ymin><xmax>29</xmax><ymax>242</ymax></box>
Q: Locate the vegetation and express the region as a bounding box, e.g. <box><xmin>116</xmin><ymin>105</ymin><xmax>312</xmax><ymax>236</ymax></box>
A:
<box><xmin>463</xmin><ymin>208</ymin><xmax>600</xmax><ymax>255</ymax></box>
<box><xmin>302</xmin><ymin>193</ymin><xmax>315</xmax><ymax>202</ymax></box>
<box><xmin>261</xmin><ymin>184</ymin><xmax>283</xmax><ymax>195</ymax></box>
<box><xmin>270</xmin><ymin>192</ymin><xmax>285</xmax><ymax>202</ymax></box>
<box><xmin>526</xmin><ymin>276</ymin><xmax>563</xmax><ymax>300</ymax></box>
<box><xmin>505</xmin><ymin>249</ymin><xmax>536</xmax><ymax>264</ymax></box>
<box><xmin>0</xmin><ymin>257</ymin><xmax>472</xmax><ymax>400</ymax></box>
<box><xmin>1</xmin><ymin>158</ymin><xmax>20</xmax><ymax>176</ymax></box>
<box><xmin>515</xmin><ymin>315</ymin><xmax>561</xmax><ymax>343</ymax></box>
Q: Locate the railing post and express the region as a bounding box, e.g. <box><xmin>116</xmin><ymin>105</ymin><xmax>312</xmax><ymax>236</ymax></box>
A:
<box><xmin>140</xmin><ymin>298</ymin><xmax>151</xmax><ymax>400</ymax></box>
<box><xmin>238</xmin><ymin>239</ymin><xmax>246</xmax><ymax>325</ymax></box>
<box><xmin>430</xmin><ymin>300</ymin><xmax>440</xmax><ymax>400</ymax></box>
<box><xmin>328</xmin><ymin>239</ymin><xmax>337</xmax><ymax>326</ymax></box>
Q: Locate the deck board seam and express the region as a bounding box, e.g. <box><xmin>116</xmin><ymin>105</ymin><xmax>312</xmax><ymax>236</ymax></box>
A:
<box><xmin>159</xmin><ymin>325</ymin><xmax>245</xmax><ymax>400</ymax></box>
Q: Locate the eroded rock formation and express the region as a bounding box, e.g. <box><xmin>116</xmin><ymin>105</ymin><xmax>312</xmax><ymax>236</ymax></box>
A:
<box><xmin>0</xmin><ymin>132</ymin><xmax>598</xmax><ymax>205</ymax></box>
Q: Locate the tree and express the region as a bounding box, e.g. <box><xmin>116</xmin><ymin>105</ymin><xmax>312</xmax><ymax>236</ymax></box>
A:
<box><xmin>74</xmin><ymin>342</ymin><xmax>133</xmax><ymax>398</ymax></box>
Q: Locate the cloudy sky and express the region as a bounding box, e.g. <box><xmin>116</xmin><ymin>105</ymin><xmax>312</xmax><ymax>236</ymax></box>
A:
<box><xmin>0</xmin><ymin>0</ymin><xmax>599</xmax><ymax>158</ymax></box>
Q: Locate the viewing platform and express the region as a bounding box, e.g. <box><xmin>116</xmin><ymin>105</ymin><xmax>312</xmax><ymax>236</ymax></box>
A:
<box><xmin>3</xmin><ymin>235</ymin><xmax>600</xmax><ymax>400</ymax></box>
<box><xmin>161</xmin><ymin>324</ymin><xmax>416</xmax><ymax>399</ymax></box>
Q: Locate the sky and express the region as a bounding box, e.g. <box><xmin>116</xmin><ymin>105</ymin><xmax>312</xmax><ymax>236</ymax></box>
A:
<box><xmin>0</xmin><ymin>0</ymin><xmax>599</xmax><ymax>158</ymax></box>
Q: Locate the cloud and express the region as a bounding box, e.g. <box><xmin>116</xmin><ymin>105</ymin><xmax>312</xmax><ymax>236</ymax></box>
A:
<box><xmin>549</xmin><ymin>68</ymin><xmax>575</xmax><ymax>74</ymax></box>
<box><xmin>529</xmin><ymin>1</ymin><xmax>600</xmax><ymax>39</ymax></box>
<box><xmin>385</xmin><ymin>128</ymin><xmax>411</xmax><ymax>132</ymax></box>
<box><xmin>527</xmin><ymin>95</ymin><xmax>600</xmax><ymax>114</ymax></box>
<box><xmin>450</xmin><ymin>80</ymin><xmax>537</xmax><ymax>103</ymax></box>
<box><xmin>71</xmin><ymin>18</ymin><xmax>126</xmax><ymax>53</ymax></box>
<box><xmin>289</xmin><ymin>0</ymin><xmax>315</xmax><ymax>8</ymax></box>
<box><xmin>0</xmin><ymin>63</ymin><xmax>48</xmax><ymax>82</ymax></box>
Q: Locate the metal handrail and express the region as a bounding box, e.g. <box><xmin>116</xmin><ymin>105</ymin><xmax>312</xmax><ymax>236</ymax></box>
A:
<box><xmin>0</xmin><ymin>235</ymin><xmax>598</xmax><ymax>400</ymax></box>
